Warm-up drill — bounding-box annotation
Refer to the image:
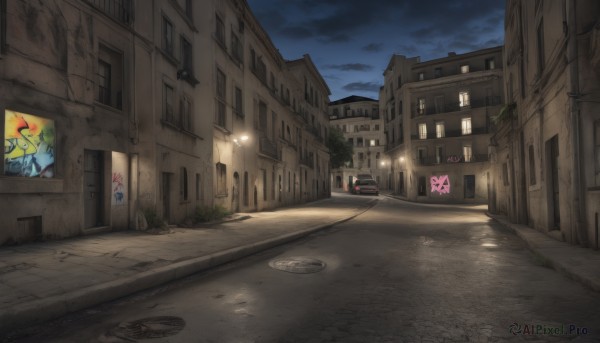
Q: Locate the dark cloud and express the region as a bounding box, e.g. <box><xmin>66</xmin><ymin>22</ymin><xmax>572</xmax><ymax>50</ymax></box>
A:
<box><xmin>362</xmin><ymin>43</ymin><xmax>384</xmax><ymax>52</ymax></box>
<box><xmin>325</xmin><ymin>63</ymin><xmax>374</xmax><ymax>72</ymax></box>
<box><xmin>342</xmin><ymin>82</ymin><xmax>382</xmax><ymax>93</ymax></box>
<box><xmin>280</xmin><ymin>26</ymin><xmax>314</xmax><ymax>39</ymax></box>
<box><xmin>318</xmin><ymin>33</ymin><xmax>351</xmax><ymax>43</ymax></box>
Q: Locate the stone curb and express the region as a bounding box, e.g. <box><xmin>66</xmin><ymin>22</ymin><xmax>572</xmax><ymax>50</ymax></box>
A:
<box><xmin>486</xmin><ymin>212</ymin><xmax>600</xmax><ymax>293</ymax></box>
<box><xmin>0</xmin><ymin>199</ymin><xmax>377</xmax><ymax>334</ymax></box>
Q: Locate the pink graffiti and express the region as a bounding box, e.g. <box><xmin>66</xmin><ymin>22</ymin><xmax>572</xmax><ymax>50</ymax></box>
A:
<box><xmin>430</xmin><ymin>175</ymin><xmax>450</xmax><ymax>194</ymax></box>
<box><xmin>112</xmin><ymin>172</ymin><xmax>125</xmax><ymax>204</ymax></box>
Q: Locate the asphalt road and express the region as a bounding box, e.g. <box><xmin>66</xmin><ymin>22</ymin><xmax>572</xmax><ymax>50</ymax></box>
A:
<box><xmin>7</xmin><ymin>195</ymin><xmax>600</xmax><ymax>342</ymax></box>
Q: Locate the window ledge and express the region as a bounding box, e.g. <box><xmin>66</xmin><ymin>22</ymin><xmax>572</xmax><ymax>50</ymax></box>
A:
<box><xmin>158</xmin><ymin>48</ymin><xmax>179</xmax><ymax>67</ymax></box>
<box><xmin>215</xmin><ymin>193</ymin><xmax>229</xmax><ymax>198</ymax></box>
<box><xmin>94</xmin><ymin>101</ymin><xmax>123</xmax><ymax>114</ymax></box>
<box><xmin>213</xmin><ymin>124</ymin><xmax>231</xmax><ymax>134</ymax></box>
<box><xmin>161</xmin><ymin>120</ymin><xmax>203</xmax><ymax>140</ymax></box>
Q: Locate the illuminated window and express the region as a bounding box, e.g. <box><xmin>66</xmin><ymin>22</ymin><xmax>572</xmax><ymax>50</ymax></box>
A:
<box><xmin>370</xmin><ymin>139</ymin><xmax>376</xmax><ymax>147</ymax></box>
<box><xmin>459</xmin><ymin>91</ymin><xmax>470</xmax><ymax>108</ymax></box>
<box><xmin>436</xmin><ymin>122</ymin><xmax>445</xmax><ymax>138</ymax></box>
<box><xmin>460</xmin><ymin>64</ymin><xmax>470</xmax><ymax>73</ymax></box>
<box><xmin>419</xmin><ymin>123</ymin><xmax>427</xmax><ymax>140</ymax></box>
<box><xmin>418</xmin><ymin>72</ymin><xmax>425</xmax><ymax>81</ymax></box>
<box><xmin>418</xmin><ymin>98</ymin><xmax>426</xmax><ymax>115</ymax></box>
<box><xmin>463</xmin><ymin>145</ymin><xmax>472</xmax><ymax>162</ymax></box>
<box><xmin>461</xmin><ymin>117</ymin><xmax>472</xmax><ymax>135</ymax></box>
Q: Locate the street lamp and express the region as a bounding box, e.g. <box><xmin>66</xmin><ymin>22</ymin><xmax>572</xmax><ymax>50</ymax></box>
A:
<box><xmin>233</xmin><ymin>134</ymin><xmax>250</xmax><ymax>147</ymax></box>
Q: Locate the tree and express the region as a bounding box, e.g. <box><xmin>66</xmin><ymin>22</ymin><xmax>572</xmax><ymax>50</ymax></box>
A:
<box><xmin>327</xmin><ymin>126</ymin><xmax>353</xmax><ymax>169</ymax></box>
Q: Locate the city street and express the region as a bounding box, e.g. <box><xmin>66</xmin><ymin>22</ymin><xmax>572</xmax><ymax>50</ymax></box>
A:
<box><xmin>5</xmin><ymin>194</ymin><xmax>600</xmax><ymax>342</ymax></box>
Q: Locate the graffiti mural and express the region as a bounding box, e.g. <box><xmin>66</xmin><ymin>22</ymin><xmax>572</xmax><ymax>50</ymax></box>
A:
<box><xmin>112</xmin><ymin>172</ymin><xmax>125</xmax><ymax>205</ymax></box>
<box><xmin>430</xmin><ymin>175</ymin><xmax>450</xmax><ymax>194</ymax></box>
<box><xmin>4</xmin><ymin>110</ymin><xmax>55</xmax><ymax>177</ymax></box>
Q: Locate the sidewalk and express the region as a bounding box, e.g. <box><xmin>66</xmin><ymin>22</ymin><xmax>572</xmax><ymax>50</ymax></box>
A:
<box><xmin>382</xmin><ymin>193</ymin><xmax>600</xmax><ymax>293</ymax></box>
<box><xmin>486</xmin><ymin>212</ymin><xmax>600</xmax><ymax>293</ymax></box>
<box><xmin>0</xmin><ymin>194</ymin><xmax>377</xmax><ymax>334</ymax></box>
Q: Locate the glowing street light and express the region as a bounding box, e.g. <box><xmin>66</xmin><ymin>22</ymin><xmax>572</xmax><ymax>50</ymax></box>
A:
<box><xmin>233</xmin><ymin>134</ymin><xmax>250</xmax><ymax>147</ymax></box>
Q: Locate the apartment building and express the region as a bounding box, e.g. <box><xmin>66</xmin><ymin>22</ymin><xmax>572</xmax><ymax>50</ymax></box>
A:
<box><xmin>329</xmin><ymin>96</ymin><xmax>389</xmax><ymax>191</ymax></box>
<box><xmin>491</xmin><ymin>0</ymin><xmax>600</xmax><ymax>248</ymax></box>
<box><xmin>0</xmin><ymin>0</ymin><xmax>330</xmax><ymax>245</ymax></box>
<box><xmin>381</xmin><ymin>47</ymin><xmax>504</xmax><ymax>203</ymax></box>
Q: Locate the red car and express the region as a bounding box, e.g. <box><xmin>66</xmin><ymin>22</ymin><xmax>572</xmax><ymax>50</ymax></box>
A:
<box><xmin>351</xmin><ymin>179</ymin><xmax>379</xmax><ymax>196</ymax></box>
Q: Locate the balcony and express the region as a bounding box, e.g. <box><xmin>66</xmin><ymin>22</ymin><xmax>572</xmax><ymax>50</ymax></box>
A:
<box><xmin>412</xmin><ymin>96</ymin><xmax>501</xmax><ymax>117</ymax></box>
<box><xmin>299</xmin><ymin>155</ymin><xmax>314</xmax><ymax>168</ymax></box>
<box><xmin>411</xmin><ymin>127</ymin><xmax>489</xmax><ymax>140</ymax></box>
<box><xmin>84</xmin><ymin>0</ymin><xmax>132</xmax><ymax>24</ymax></box>
<box><xmin>415</xmin><ymin>154</ymin><xmax>489</xmax><ymax>166</ymax></box>
<box><xmin>259</xmin><ymin>135</ymin><xmax>279</xmax><ymax>160</ymax></box>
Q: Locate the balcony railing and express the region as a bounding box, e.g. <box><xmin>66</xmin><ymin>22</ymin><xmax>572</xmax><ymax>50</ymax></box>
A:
<box><xmin>412</xmin><ymin>96</ymin><xmax>501</xmax><ymax>117</ymax></box>
<box><xmin>299</xmin><ymin>155</ymin><xmax>314</xmax><ymax>168</ymax></box>
<box><xmin>415</xmin><ymin>154</ymin><xmax>489</xmax><ymax>166</ymax></box>
<box><xmin>259</xmin><ymin>135</ymin><xmax>279</xmax><ymax>160</ymax></box>
<box><xmin>411</xmin><ymin>127</ymin><xmax>489</xmax><ymax>140</ymax></box>
<box><xmin>84</xmin><ymin>0</ymin><xmax>132</xmax><ymax>24</ymax></box>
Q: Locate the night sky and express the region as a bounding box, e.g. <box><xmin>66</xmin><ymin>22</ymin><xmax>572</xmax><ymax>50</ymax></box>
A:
<box><xmin>246</xmin><ymin>0</ymin><xmax>505</xmax><ymax>101</ymax></box>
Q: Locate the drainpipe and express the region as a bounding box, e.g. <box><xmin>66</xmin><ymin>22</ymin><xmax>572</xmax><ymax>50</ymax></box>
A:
<box><xmin>567</xmin><ymin>0</ymin><xmax>588</xmax><ymax>246</ymax></box>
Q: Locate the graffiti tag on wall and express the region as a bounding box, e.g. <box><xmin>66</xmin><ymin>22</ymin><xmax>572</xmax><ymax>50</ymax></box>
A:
<box><xmin>112</xmin><ymin>172</ymin><xmax>125</xmax><ymax>205</ymax></box>
<box><xmin>4</xmin><ymin>110</ymin><xmax>55</xmax><ymax>177</ymax></box>
<box><xmin>430</xmin><ymin>175</ymin><xmax>450</xmax><ymax>194</ymax></box>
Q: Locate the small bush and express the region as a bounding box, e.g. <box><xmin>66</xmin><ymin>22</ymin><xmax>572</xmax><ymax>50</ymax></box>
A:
<box><xmin>194</xmin><ymin>205</ymin><xmax>231</xmax><ymax>223</ymax></box>
<box><xmin>144</xmin><ymin>208</ymin><xmax>166</xmax><ymax>229</ymax></box>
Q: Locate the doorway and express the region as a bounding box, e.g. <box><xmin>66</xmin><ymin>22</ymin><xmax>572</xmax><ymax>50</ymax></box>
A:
<box><xmin>233</xmin><ymin>172</ymin><xmax>240</xmax><ymax>212</ymax></box>
<box><xmin>162</xmin><ymin>172</ymin><xmax>172</xmax><ymax>223</ymax></box>
<box><xmin>84</xmin><ymin>150</ymin><xmax>103</xmax><ymax>228</ymax></box>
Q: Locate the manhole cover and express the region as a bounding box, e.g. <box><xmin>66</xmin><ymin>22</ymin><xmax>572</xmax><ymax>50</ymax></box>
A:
<box><xmin>269</xmin><ymin>256</ymin><xmax>326</xmax><ymax>273</ymax></box>
<box><xmin>107</xmin><ymin>316</ymin><xmax>186</xmax><ymax>340</ymax></box>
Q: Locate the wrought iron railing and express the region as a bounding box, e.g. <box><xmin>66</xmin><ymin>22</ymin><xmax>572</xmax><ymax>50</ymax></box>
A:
<box><xmin>415</xmin><ymin>154</ymin><xmax>489</xmax><ymax>166</ymax></box>
<box><xmin>412</xmin><ymin>96</ymin><xmax>501</xmax><ymax>117</ymax></box>
<box><xmin>84</xmin><ymin>0</ymin><xmax>132</xmax><ymax>24</ymax></box>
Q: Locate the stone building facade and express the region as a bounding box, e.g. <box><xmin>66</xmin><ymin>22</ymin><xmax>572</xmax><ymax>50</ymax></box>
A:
<box><xmin>0</xmin><ymin>0</ymin><xmax>330</xmax><ymax>245</ymax></box>
<box><xmin>381</xmin><ymin>47</ymin><xmax>504</xmax><ymax>203</ymax></box>
<box><xmin>329</xmin><ymin>96</ymin><xmax>389</xmax><ymax>191</ymax></box>
<box><xmin>491</xmin><ymin>0</ymin><xmax>600</xmax><ymax>248</ymax></box>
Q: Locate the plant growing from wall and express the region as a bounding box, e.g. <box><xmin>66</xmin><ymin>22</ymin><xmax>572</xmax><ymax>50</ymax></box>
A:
<box><xmin>327</xmin><ymin>126</ymin><xmax>354</xmax><ymax>169</ymax></box>
<box><xmin>194</xmin><ymin>205</ymin><xmax>231</xmax><ymax>223</ymax></box>
<box><xmin>491</xmin><ymin>103</ymin><xmax>517</xmax><ymax>125</ymax></box>
<box><xmin>143</xmin><ymin>208</ymin><xmax>166</xmax><ymax>229</ymax></box>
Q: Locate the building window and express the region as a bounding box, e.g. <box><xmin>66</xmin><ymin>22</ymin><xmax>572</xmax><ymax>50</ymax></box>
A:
<box><xmin>163</xmin><ymin>83</ymin><xmax>174</xmax><ymax>123</ymax></box>
<box><xmin>485</xmin><ymin>58</ymin><xmax>496</xmax><ymax>70</ymax></box>
<box><xmin>370</xmin><ymin>139</ymin><xmax>376</xmax><ymax>147</ymax></box>
<box><xmin>418</xmin><ymin>72</ymin><xmax>425</xmax><ymax>81</ymax></box>
<box><xmin>234</xmin><ymin>87</ymin><xmax>243</xmax><ymax>117</ymax></box>
<box><xmin>375</xmin><ymin>124</ymin><xmax>380</xmax><ymax>130</ymax></box>
<box><xmin>184</xmin><ymin>0</ymin><xmax>192</xmax><ymax>21</ymax></box>
<box><xmin>0</xmin><ymin>0</ymin><xmax>5</xmax><ymax>54</ymax></box>
<box><xmin>162</xmin><ymin>17</ymin><xmax>174</xmax><ymax>56</ymax></box>
<box><xmin>537</xmin><ymin>19</ymin><xmax>545</xmax><ymax>72</ymax></box>
<box><xmin>418</xmin><ymin>98</ymin><xmax>426</xmax><ymax>115</ymax></box>
<box><xmin>502</xmin><ymin>162</ymin><xmax>510</xmax><ymax>186</ymax></box>
<box><xmin>216</xmin><ymin>68</ymin><xmax>226</xmax><ymax>127</ymax></box>
<box><xmin>181</xmin><ymin>36</ymin><xmax>193</xmax><ymax>74</ymax></box>
<box><xmin>436</xmin><ymin>146</ymin><xmax>443</xmax><ymax>164</ymax></box>
<box><xmin>357</xmin><ymin>137</ymin><xmax>363</xmax><ymax>147</ymax></box>
<box><xmin>215</xmin><ymin>14</ymin><xmax>225</xmax><ymax>46</ymax></box>
<box><xmin>180</xmin><ymin>95</ymin><xmax>192</xmax><ymax>131</ymax></box>
<box><xmin>216</xmin><ymin>163</ymin><xmax>227</xmax><ymax>196</ymax></box>
<box><xmin>180</xmin><ymin>167</ymin><xmax>188</xmax><ymax>201</ymax></box>
<box><xmin>434</xmin><ymin>67</ymin><xmax>442</xmax><ymax>78</ymax></box>
<box><xmin>358</xmin><ymin>152</ymin><xmax>364</xmax><ymax>160</ymax></box>
<box><xmin>244</xmin><ymin>171</ymin><xmax>249</xmax><ymax>206</ymax></box>
<box><xmin>460</xmin><ymin>64</ymin><xmax>470</xmax><ymax>73</ymax></box>
<box><xmin>461</xmin><ymin>117</ymin><xmax>472</xmax><ymax>135</ymax></box>
<box><xmin>596</xmin><ymin>120</ymin><xmax>600</xmax><ymax>185</ymax></box>
<box><xmin>435</xmin><ymin>122</ymin><xmax>445</xmax><ymax>138</ymax></box>
<box><xmin>463</xmin><ymin>145</ymin><xmax>472</xmax><ymax>162</ymax></box>
<box><xmin>459</xmin><ymin>91</ymin><xmax>470</xmax><ymax>108</ymax></box>
<box><xmin>83</xmin><ymin>0</ymin><xmax>132</xmax><ymax>24</ymax></box>
<box><xmin>528</xmin><ymin>145</ymin><xmax>537</xmax><ymax>185</ymax></box>
<box><xmin>97</xmin><ymin>45</ymin><xmax>123</xmax><ymax>110</ymax></box>
<box><xmin>231</xmin><ymin>32</ymin><xmax>243</xmax><ymax>63</ymax></box>
<box><xmin>262</xmin><ymin>169</ymin><xmax>267</xmax><ymax>201</ymax></box>
<box><xmin>397</xmin><ymin>75</ymin><xmax>402</xmax><ymax>88</ymax></box>
<box><xmin>418</xmin><ymin>123</ymin><xmax>427</xmax><ymax>140</ymax></box>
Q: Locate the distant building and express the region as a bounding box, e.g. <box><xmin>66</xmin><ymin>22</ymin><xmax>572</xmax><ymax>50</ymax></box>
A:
<box><xmin>329</xmin><ymin>96</ymin><xmax>389</xmax><ymax>191</ymax></box>
<box><xmin>0</xmin><ymin>0</ymin><xmax>330</xmax><ymax>245</ymax></box>
<box><xmin>491</xmin><ymin>0</ymin><xmax>600</xmax><ymax>248</ymax></box>
<box><xmin>381</xmin><ymin>47</ymin><xmax>504</xmax><ymax>203</ymax></box>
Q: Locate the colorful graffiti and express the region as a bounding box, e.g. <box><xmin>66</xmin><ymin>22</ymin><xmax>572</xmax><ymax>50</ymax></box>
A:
<box><xmin>4</xmin><ymin>110</ymin><xmax>55</xmax><ymax>177</ymax></box>
<box><xmin>112</xmin><ymin>172</ymin><xmax>125</xmax><ymax>205</ymax></box>
<box><xmin>431</xmin><ymin>175</ymin><xmax>450</xmax><ymax>194</ymax></box>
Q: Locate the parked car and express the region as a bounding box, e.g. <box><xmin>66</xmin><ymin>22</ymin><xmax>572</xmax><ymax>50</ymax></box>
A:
<box><xmin>356</xmin><ymin>174</ymin><xmax>373</xmax><ymax>180</ymax></box>
<box><xmin>351</xmin><ymin>179</ymin><xmax>379</xmax><ymax>196</ymax></box>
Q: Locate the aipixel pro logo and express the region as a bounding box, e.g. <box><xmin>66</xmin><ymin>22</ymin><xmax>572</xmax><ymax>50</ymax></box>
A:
<box><xmin>509</xmin><ymin>322</ymin><xmax>589</xmax><ymax>336</ymax></box>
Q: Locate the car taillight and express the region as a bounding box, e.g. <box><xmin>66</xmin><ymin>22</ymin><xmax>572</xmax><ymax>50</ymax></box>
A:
<box><xmin>354</xmin><ymin>186</ymin><xmax>360</xmax><ymax>191</ymax></box>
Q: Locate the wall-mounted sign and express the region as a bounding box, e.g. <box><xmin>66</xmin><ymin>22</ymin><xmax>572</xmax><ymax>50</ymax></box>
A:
<box><xmin>4</xmin><ymin>110</ymin><xmax>55</xmax><ymax>177</ymax></box>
